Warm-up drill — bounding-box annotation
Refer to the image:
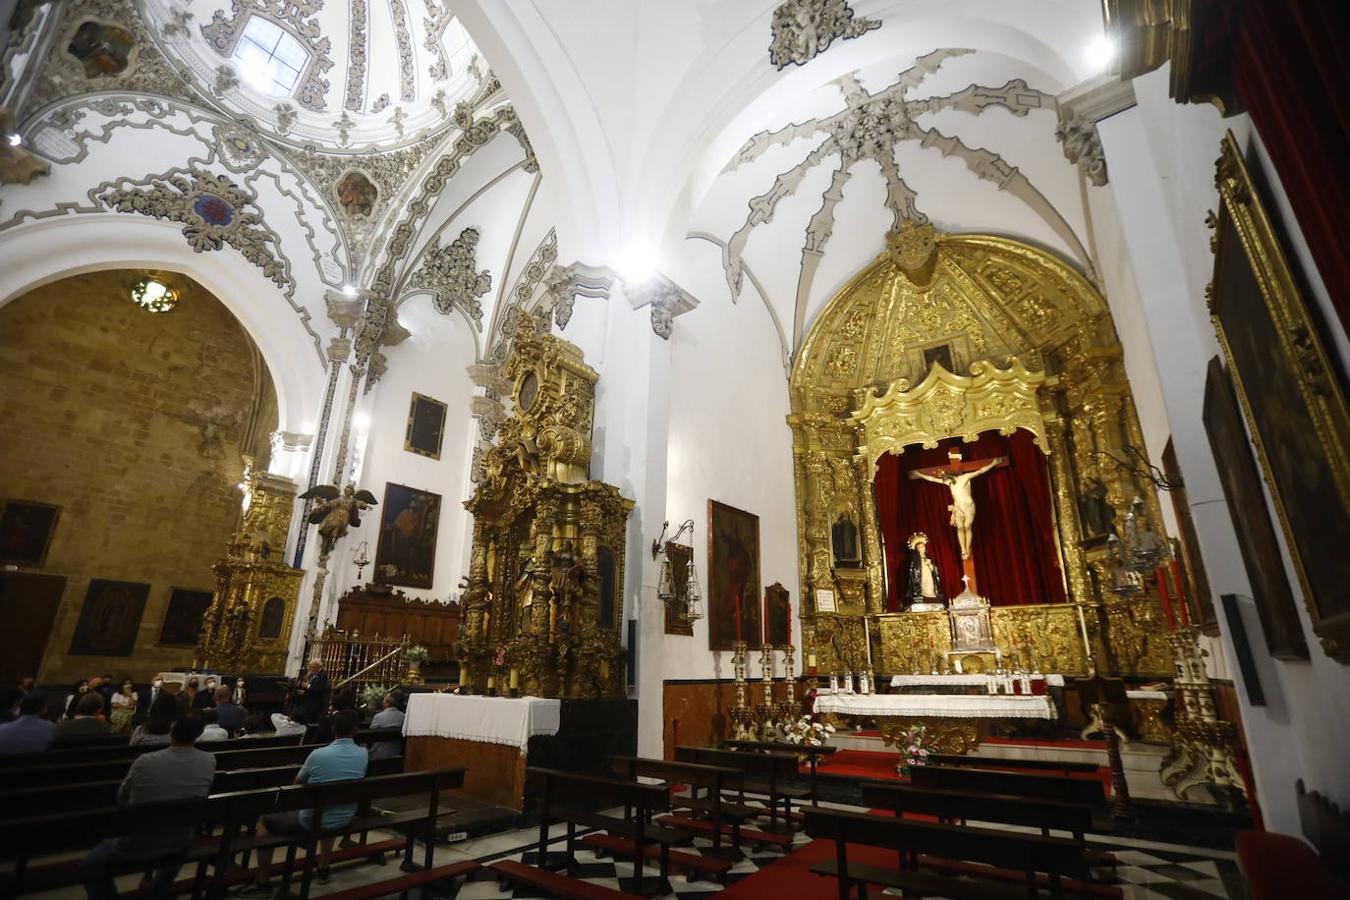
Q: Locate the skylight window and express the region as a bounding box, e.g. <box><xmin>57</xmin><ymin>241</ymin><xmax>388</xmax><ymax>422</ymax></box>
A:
<box><xmin>231</xmin><ymin>16</ymin><xmax>309</xmax><ymax>97</ymax></box>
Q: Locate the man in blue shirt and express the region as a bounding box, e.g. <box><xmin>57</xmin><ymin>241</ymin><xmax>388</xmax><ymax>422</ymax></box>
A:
<box><xmin>242</xmin><ymin>710</ymin><xmax>368</xmax><ymax>895</ymax></box>
<box><xmin>0</xmin><ymin>692</ymin><xmax>57</xmax><ymax>755</ymax></box>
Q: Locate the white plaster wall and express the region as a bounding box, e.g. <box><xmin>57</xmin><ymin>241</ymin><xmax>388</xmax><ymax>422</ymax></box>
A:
<box><xmin>663</xmin><ymin>259</ymin><xmax>800</xmax><ymax>681</ymax></box>
<box><xmin>1097</xmin><ymin>66</ymin><xmax>1350</xmax><ymax>832</ymax></box>
<box><xmin>333</xmin><ymin>294</ymin><xmax>478</xmax><ymax>605</ymax></box>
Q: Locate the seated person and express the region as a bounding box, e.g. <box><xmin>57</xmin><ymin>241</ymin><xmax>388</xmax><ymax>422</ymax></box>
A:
<box><xmin>65</xmin><ymin>679</ymin><xmax>91</xmax><ymax>720</ymax></box>
<box><xmin>212</xmin><ymin>685</ymin><xmax>247</xmax><ymax>735</ymax></box>
<box><xmin>310</xmin><ymin>688</ymin><xmax>358</xmax><ymax>745</ymax></box>
<box><xmin>130</xmin><ymin>692</ymin><xmax>178</xmax><ymax>747</ymax></box>
<box><xmin>80</xmin><ymin>713</ymin><xmax>215</xmax><ymax>900</ymax></box>
<box><xmin>270</xmin><ymin>708</ymin><xmax>309</xmax><ymax>737</ymax></box>
<box><xmin>197</xmin><ymin>709</ymin><xmax>228</xmax><ymax>742</ymax></box>
<box><xmin>0</xmin><ymin>691</ymin><xmax>57</xmax><ymax>755</ymax></box>
<box><xmin>368</xmin><ymin>693</ymin><xmax>405</xmax><ymax>760</ymax></box>
<box><xmin>238</xmin><ymin>714</ymin><xmax>272</xmax><ymax>739</ymax></box>
<box><xmin>109</xmin><ymin>679</ymin><xmax>138</xmax><ymax>734</ymax></box>
<box><xmin>57</xmin><ymin>692</ymin><xmax>111</xmax><ymax>741</ymax></box>
<box><xmin>242</xmin><ymin>710</ymin><xmax>369</xmax><ymax>895</ymax></box>
<box><xmin>192</xmin><ymin>678</ymin><xmax>217</xmax><ymax>710</ymax></box>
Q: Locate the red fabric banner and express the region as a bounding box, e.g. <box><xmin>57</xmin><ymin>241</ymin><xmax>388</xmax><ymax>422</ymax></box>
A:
<box><xmin>874</xmin><ymin>429</ymin><xmax>1066</xmax><ymax>608</ymax></box>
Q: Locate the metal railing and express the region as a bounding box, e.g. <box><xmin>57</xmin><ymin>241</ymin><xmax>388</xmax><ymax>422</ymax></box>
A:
<box><xmin>310</xmin><ymin>626</ymin><xmax>410</xmax><ymax>692</ymax></box>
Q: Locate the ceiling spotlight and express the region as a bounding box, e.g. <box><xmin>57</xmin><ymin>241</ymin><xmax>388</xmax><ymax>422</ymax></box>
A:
<box><xmin>130</xmin><ymin>277</ymin><xmax>179</xmax><ymax>313</ymax></box>
<box><xmin>342</xmin><ymin>284</ymin><xmax>358</xmax><ymax>297</ymax></box>
<box><xmin>7</xmin><ymin>133</ymin><xmax>21</xmax><ymax>147</ymax></box>
<box><xmin>616</xmin><ymin>241</ymin><xmax>658</xmax><ymax>285</ymax></box>
<box><xmin>1084</xmin><ymin>35</ymin><xmax>1117</xmax><ymax>72</ymax></box>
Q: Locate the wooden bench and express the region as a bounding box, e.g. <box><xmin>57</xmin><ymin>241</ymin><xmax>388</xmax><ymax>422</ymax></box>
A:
<box><xmin>804</xmin><ymin>805</ymin><xmax>1096</xmax><ymax>900</ymax></box>
<box><xmin>861</xmin><ymin>782</ymin><xmax>1120</xmax><ymax>894</ymax></box>
<box><xmin>611</xmin><ymin>756</ymin><xmax>748</xmax><ymax>857</ymax></box>
<box><xmin>675</xmin><ymin>745</ymin><xmax>806</xmax><ymax>831</ymax></box>
<box><xmin>1238</xmin><ymin>780</ymin><xmax>1350</xmax><ymax>900</ymax></box>
<box><xmin>2</xmin><ymin>727</ymin><xmax>401</xmax><ymax>769</ymax></box>
<box><xmin>721</xmin><ymin>739</ymin><xmax>836</xmax><ymax>804</ymax></box>
<box><xmin>926</xmin><ymin>752</ymin><xmax>1103</xmax><ymax>777</ymax></box>
<box><xmin>318</xmin><ymin>859</ymin><xmax>480</xmax><ymax>900</ymax></box>
<box><xmin>489</xmin><ymin>859</ymin><xmax>644</xmax><ymax>899</ymax></box>
<box><xmin>911</xmin><ymin>764</ymin><xmax>1107</xmax><ymax>808</ymax></box>
<box><xmin>520</xmin><ymin>767</ymin><xmax>689</xmax><ymax>897</ymax></box>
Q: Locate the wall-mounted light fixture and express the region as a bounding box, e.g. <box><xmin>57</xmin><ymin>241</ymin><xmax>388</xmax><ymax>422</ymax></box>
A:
<box><xmin>652</xmin><ymin>519</ymin><xmax>702</xmax><ymax>623</ymax></box>
<box><xmin>130</xmin><ymin>276</ymin><xmax>179</xmax><ymax>313</ymax></box>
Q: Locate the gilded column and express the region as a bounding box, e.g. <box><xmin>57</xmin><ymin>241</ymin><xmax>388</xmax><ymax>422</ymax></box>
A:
<box><xmin>1044</xmin><ymin>410</ymin><xmax>1091</xmax><ymax>602</ymax></box>
<box><xmin>854</xmin><ymin>451</ymin><xmax>885</xmax><ymax>614</ymax></box>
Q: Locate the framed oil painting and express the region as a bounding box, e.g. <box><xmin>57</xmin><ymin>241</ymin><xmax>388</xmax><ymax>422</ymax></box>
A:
<box><xmin>1161</xmin><ymin>440</ymin><xmax>1217</xmax><ymax>636</ymax></box>
<box><xmin>157</xmin><ymin>588</ymin><xmax>213</xmax><ymax>647</ymax></box>
<box><xmin>404</xmin><ymin>392</ymin><xmax>447</xmax><ymax>460</ymax></box>
<box><xmin>1202</xmin><ymin>357</ymin><xmax>1307</xmax><ymax>660</ymax></box>
<box><xmin>708</xmin><ymin>500</ymin><xmax>761</xmax><ymax>651</ymax></box>
<box><xmin>1211</xmin><ymin>132</ymin><xmax>1350</xmax><ymax>661</ymax></box>
<box><xmin>374</xmin><ymin>482</ymin><xmax>441</xmax><ymax>589</ymax></box>
<box><xmin>68</xmin><ymin>579</ymin><xmax>150</xmax><ymax>657</ymax></box>
<box><xmin>764</xmin><ymin>582</ymin><xmax>791</xmax><ymax>646</ymax></box>
<box><xmin>662</xmin><ymin>542</ymin><xmax>694</xmax><ymax>636</ymax></box>
<box><xmin>0</xmin><ymin>499</ymin><xmax>60</xmax><ymax>567</ymax></box>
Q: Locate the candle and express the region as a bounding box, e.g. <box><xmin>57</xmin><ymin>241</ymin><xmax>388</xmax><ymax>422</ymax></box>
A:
<box><xmin>864</xmin><ymin>617</ymin><xmax>873</xmax><ymax>669</ymax></box>
<box><xmin>509</xmin><ymin>667</ymin><xmax>519</xmax><ymax>690</ymax></box>
<box><xmin>733</xmin><ymin>592</ymin><xmax>742</xmax><ymax>642</ymax></box>
<box><xmin>1156</xmin><ymin>568</ymin><xmax>1176</xmax><ymax>630</ymax></box>
<box><xmin>1170</xmin><ymin>560</ymin><xmax>1192</xmax><ymax>627</ymax></box>
<box><xmin>457</xmin><ymin>663</ymin><xmax>467</xmax><ymax>686</ymax></box>
<box><xmin>487</xmin><ymin>674</ymin><xmax>496</xmax><ymax>690</ymax></box>
<box><xmin>786</xmin><ymin>602</ymin><xmax>792</xmax><ymax>647</ymax></box>
<box><xmin>808</xmin><ymin>651</ymin><xmax>817</xmax><ymax>670</ymax></box>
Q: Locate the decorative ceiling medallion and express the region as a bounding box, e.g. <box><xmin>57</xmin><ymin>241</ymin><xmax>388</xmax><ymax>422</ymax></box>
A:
<box><xmin>96</xmin><ymin>169</ymin><xmax>292</xmax><ymax>290</ymax></box>
<box><xmin>335</xmin><ymin>170</ymin><xmax>378</xmax><ymax>218</ymax></box>
<box><xmin>405</xmin><ymin>226</ymin><xmax>492</xmax><ymax>330</ymax></box>
<box><xmin>213</xmin><ymin>124</ymin><xmax>267</xmax><ymax>171</ymax></box>
<box><xmin>768</xmin><ymin>0</ymin><xmax>880</xmax><ymax>70</ymax></box>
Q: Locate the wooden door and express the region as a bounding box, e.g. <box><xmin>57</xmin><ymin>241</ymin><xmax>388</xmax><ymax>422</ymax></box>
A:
<box><xmin>0</xmin><ymin>572</ymin><xmax>67</xmax><ymax>687</ymax></box>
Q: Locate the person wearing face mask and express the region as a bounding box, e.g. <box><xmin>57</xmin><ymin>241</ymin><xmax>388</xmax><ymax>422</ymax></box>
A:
<box><xmin>65</xmin><ymin>680</ymin><xmax>90</xmax><ymax>720</ymax></box>
<box><xmin>192</xmin><ymin>678</ymin><xmax>217</xmax><ymax>710</ymax></box>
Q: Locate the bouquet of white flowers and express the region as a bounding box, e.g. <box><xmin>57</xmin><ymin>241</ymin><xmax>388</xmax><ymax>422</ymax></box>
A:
<box><xmin>783</xmin><ymin>715</ymin><xmax>836</xmax><ymax>747</ymax></box>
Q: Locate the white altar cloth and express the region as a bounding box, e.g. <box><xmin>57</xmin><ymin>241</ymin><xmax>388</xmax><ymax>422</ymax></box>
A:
<box><xmin>816</xmin><ymin>693</ymin><xmax>1057</xmax><ymax>720</ymax></box>
<box><xmin>404</xmin><ymin>694</ymin><xmax>561</xmax><ymax>751</ymax></box>
<box><xmin>890</xmin><ymin>674</ymin><xmax>1065</xmax><ymax>688</ymax></box>
<box><xmin>1126</xmin><ymin>689</ymin><xmax>1169</xmax><ymax>701</ymax></box>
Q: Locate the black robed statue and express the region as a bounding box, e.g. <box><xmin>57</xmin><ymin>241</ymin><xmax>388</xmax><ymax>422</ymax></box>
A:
<box><xmin>904</xmin><ymin>532</ymin><xmax>946</xmax><ymax>607</ymax></box>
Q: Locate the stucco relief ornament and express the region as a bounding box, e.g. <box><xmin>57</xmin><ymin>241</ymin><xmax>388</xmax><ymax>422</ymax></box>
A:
<box><xmin>213</xmin><ymin>124</ymin><xmax>265</xmax><ymax>172</ymax></box>
<box><xmin>768</xmin><ymin>0</ymin><xmax>880</xmax><ymax>70</ymax></box>
<box><xmin>406</xmin><ymin>227</ymin><xmax>492</xmax><ymax>330</ymax></box>
<box><xmin>1055</xmin><ymin>114</ymin><xmax>1108</xmax><ymax>186</ymax></box>
<box><xmin>95</xmin><ymin>169</ymin><xmax>291</xmax><ymax>289</ymax></box>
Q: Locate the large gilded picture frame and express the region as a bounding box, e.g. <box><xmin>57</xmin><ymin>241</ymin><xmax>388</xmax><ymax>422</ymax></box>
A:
<box><xmin>1209</xmin><ymin>131</ymin><xmax>1350</xmax><ymax>662</ymax></box>
<box><xmin>708</xmin><ymin>500</ymin><xmax>762</xmax><ymax>651</ymax></box>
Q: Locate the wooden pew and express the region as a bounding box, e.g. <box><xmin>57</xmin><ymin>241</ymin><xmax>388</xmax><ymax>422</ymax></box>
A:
<box><xmin>861</xmin><ymin>781</ymin><xmax>1119</xmax><ymax>889</ymax></box>
<box><xmin>925</xmin><ymin>752</ymin><xmax>1102</xmax><ymax>777</ymax></box>
<box><xmin>721</xmin><ymin>739</ymin><xmax>836</xmax><ymax>804</ymax></box>
<box><xmin>804</xmin><ymin>805</ymin><xmax>1104</xmax><ymax>900</ymax></box>
<box><xmin>910</xmin><ymin>764</ymin><xmax>1107</xmax><ymax>808</ymax></box>
<box><xmin>675</xmin><ymin>745</ymin><xmax>805</xmax><ymax>832</ymax></box>
<box><xmin>0</xmin><ymin>766</ymin><xmax>465</xmax><ymax>900</ymax></box>
<box><xmin>607</xmin><ymin>756</ymin><xmax>740</xmax><ymax>877</ymax></box>
<box><xmin>503</xmin><ymin>767</ymin><xmax>688</xmax><ymax>898</ymax></box>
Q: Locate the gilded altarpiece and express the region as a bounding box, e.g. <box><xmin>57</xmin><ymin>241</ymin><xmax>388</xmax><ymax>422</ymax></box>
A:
<box><xmin>197</xmin><ymin>464</ymin><xmax>304</xmax><ymax>673</ymax></box>
<box><xmin>791</xmin><ymin>223</ymin><xmax>1173</xmax><ymax>679</ymax></box>
<box><xmin>459</xmin><ymin>313</ymin><xmax>633</xmax><ymax>699</ymax></box>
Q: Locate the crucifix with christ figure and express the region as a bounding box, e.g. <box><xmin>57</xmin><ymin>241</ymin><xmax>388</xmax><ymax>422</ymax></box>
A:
<box><xmin>908</xmin><ymin>449</ymin><xmax>1007</xmax><ymax>595</ymax></box>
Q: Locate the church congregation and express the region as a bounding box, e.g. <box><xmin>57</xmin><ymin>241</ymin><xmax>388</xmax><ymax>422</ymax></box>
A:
<box><xmin>1</xmin><ymin>0</ymin><xmax>1347</xmax><ymax>898</ymax></box>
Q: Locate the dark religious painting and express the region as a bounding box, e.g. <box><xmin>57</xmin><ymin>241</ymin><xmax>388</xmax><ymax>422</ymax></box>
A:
<box><xmin>764</xmin><ymin>582</ymin><xmax>791</xmax><ymax>647</ymax></box>
<box><xmin>1211</xmin><ymin>134</ymin><xmax>1350</xmax><ymax>660</ymax></box>
<box><xmin>69</xmin><ymin>579</ymin><xmax>150</xmax><ymax>657</ymax></box>
<box><xmin>258</xmin><ymin>597</ymin><xmax>286</xmax><ymax>639</ymax></box>
<box><xmin>1162</xmin><ymin>440</ymin><xmax>1218</xmax><ymax>636</ymax></box>
<box><xmin>374</xmin><ymin>483</ymin><xmax>441</xmax><ymax>589</ymax></box>
<box><xmin>67</xmin><ymin>21</ymin><xmax>134</xmax><ymax>78</ymax></box>
<box><xmin>403</xmin><ymin>392</ymin><xmax>447</xmax><ymax>459</ymax></box>
<box><xmin>663</xmin><ymin>542</ymin><xmax>694</xmax><ymax>636</ymax></box>
<box><xmin>157</xmin><ymin>588</ymin><xmax>212</xmax><ymax>647</ymax></box>
<box><xmin>1222</xmin><ymin>594</ymin><xmax>1266</xmax><ymax>706</ymax></box>
<box><xmin>708</xmin><ymin>500</ymin><xmax>761</xmax><ymax>651</ymax></box>
<box><xmin>335</xmin><ymin>171</ymin><xmax>378</xmax><ymax>218</ymax></box>
<box><xmin>597</xmin><ymin>545</ymin><xmax>617</xmax><ymax>631</ymax></box>
<box><xmin>0</xmin><ymin>499</ymin><xmax>60</xmax><ymax>566</ymax></box>
<box><xmin>1202</xmin><ymin>358</ymin><xmax>1308</xmax><ymax>660</ymax></box>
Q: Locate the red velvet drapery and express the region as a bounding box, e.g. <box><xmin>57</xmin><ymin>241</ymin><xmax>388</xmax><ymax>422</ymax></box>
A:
<box><xmin>874</xmin><ymin>429</ymin><xmax>1066</xmax><ymax>609</ymax></box>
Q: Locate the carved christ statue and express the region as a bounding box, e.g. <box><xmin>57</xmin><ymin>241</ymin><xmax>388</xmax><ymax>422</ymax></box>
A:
<box><xmin>908</xmin><ymin>451</ymin><xmax>1007</xmax><ymax>560</ymax></box>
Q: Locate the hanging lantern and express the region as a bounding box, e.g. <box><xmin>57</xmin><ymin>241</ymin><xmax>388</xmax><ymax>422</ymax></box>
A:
<box><xmin>683</xmin><ymin>553</ymin><xmax>704</xmax><ymax>622</ymax></box>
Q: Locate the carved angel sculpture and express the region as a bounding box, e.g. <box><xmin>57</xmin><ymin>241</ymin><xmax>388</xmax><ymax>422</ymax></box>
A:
<box><xmin>298</xmin><ymin>483</ymin><xmax>378</xmax><ymax>556</ymax></box>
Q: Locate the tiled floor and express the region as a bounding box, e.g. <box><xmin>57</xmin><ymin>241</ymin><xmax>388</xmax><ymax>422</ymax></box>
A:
<box><xmin>304</xmin><ymin>803</ymin><xmax>1248</xmax><ymax>900</ymax></box>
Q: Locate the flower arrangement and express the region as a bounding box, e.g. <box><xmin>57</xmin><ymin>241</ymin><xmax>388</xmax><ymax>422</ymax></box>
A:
<box><xmin>403</xmin><ymin>644</ymin><xmax>429</xmax><ymax>663</ymax></box>
<box><xmin>359</xmin><ymin>683</ymin><xmax>389</xmax><ymax>710</ymax></box>
<box><xmin>783</xmin><ymin>715</ymin><xmax>836</xmax><ymax>747</ymax></box>
<box><xmin>493</xmin><ymin>645</ymin><xmax>509</xmax><ymax>668</ymax></box>
<box><xmin>899</xmin><ymin>722</ymin><xmax>932</xmax><ymax>774</ymax></box>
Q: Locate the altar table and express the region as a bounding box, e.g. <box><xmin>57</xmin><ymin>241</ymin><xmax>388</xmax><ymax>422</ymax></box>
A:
<box><xmin>816</xmin><ymin>691</ymin><xmax>1056</xmax><ymax>755</ymax></box>
<box><xmin>404</xmin><ymin>694</ymin><xmax>561</xmax><ymax>750</ymax></box>
<box><xmin>889</xmin><ymin>674</ymin><xmax>1066</xmax><ymax>689</ymax></box>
